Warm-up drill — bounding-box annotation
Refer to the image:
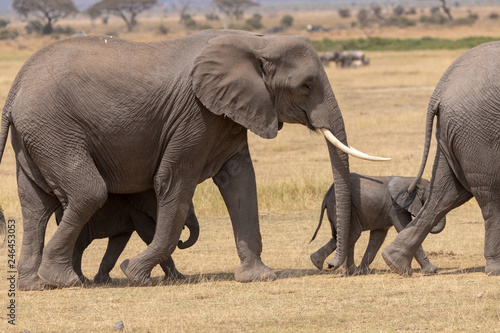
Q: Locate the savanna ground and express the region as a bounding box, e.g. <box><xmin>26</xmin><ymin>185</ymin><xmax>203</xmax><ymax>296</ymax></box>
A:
<box><xmin>1</xmin><ymin>6</ymin><xmax>500</xmax><ymax>332</ymax></box>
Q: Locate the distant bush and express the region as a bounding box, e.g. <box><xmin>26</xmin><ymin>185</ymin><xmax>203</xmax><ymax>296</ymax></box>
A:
<box><xmin>338</xmin><ymin>8</ymin><xmax>351</xmax><ymax>18</ymax></box>
<box><xmin>205</xmin><ymin>13</ymin><xmax>220</xmax><ymax>21</ymax></box>
<box><xmin>0</xmin><ymin>19</ymin><xmax>9</xmax><ymax>28</ymax></box>
<box><xmin>452</xmin><ymin>17</ymin><xmax>476</xmax><ymax>26</ymax></box>
<box><xmin>430</xmin><ymin>6</ymin><xmax>441</xmax><ymax>14</ymax></box>
<box><xmin>489</xmin><ymin>12</ymin><xmax>499</xmax><ymax>20</ymax></box>
<box><xmin>245</xmin><ymin>14</ymin><xmax>263</xmax><ymax>30</ymax></box>
<box><xmin>158</xmin><ymin>24</ymin><xmax>169</xmax><ymax>35</ymax></box>
<box><xmin>357</xmin><ymin>9</ymin><xmax>369</xmax><ymax>25</ymax></box>
<box><xmin>197</xmin><ymin>24</ymin><xmax>213</xmax><ymax>30</ymax></box>
<box><xmin>0</xmin><ymin>28</ymin><xmax>18</xmax><ymax>40</ymax></box>
<box><xmin>25</xmin><ymin>20</ymin><xmax>43</xmax><ymax>34</ymax></box>
<box><xmin>467</xmin><ymin>11</ymin><xmax>479</xmax><ymax>21</ymax></box>
<box><xmin>406</xmin><ymin>7</ymin><xmax>417</xmax><ymax>15</ymax></box>
<box><xmin>53</xmin><ymin>25</ymin><xmax>76</xmax><ymax>35</ymax></box>
<box><xmin>311</xmin><ymin>36</ymin><xmax>500</xmax><ymax>52</ymax></box>
<box><xmin>393</xmin><ymin>4</ymin><xmax>404</xmax><ymax>16</ymax></box>
<box><xmin>420</xmin><ymin>13</ymin><xmax>447</xmax><ymax>24</ymax></box>
<box><xmin>385</xmin><ymin>15</ymin><xmax>416</xmax><ymax>27</ymax></box>
<box><xmin>184</xmin><ymin>18</ymin><xmax>197</xmax><ymax>29</ymax></box>
<box><xmin>280</xmin><ymin>15</ymin><xmax>294</xmax><ymax>28</ymax></box>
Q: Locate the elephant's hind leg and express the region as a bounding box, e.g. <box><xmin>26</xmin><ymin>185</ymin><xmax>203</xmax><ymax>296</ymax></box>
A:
<box><xmin>38</xmin><ymin>153</ymin><xmax>108</xmax><ymax>288</ymax></box>
<box><xmin>382</xmin><ymin>150</ymin><xmax>472</xmax><ymax>276</ymax></box>
<box><xmin>473</xmin><ymin>190</ymin><xmax>500</xmax><ymax>275</ymax></box>
<box><xmin>17</xmin><ymin>169</ymin><xmax>60</xmax><ymax>291</ymax></box>
<box><xmin>94</xmin><ymin>233</ymin><xmax>132</xmax><ymax>284</ymax></box>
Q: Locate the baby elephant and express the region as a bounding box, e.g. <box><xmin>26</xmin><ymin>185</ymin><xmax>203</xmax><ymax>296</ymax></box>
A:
<box><xmin>55</xmin><ymin>190</ymin><xmax>198</xmax><ymax>284</ymax></box>
<box><xmin>310</xmin><ymin>173</ymin><xmax>446</xmax><ymax>275</ymax></box>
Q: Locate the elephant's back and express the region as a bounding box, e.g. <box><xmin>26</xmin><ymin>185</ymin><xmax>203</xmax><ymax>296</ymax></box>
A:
<box><xmin>438</xmin><ymin>42</ymin><xmax>500</xmax><ymax>145</ymax></box>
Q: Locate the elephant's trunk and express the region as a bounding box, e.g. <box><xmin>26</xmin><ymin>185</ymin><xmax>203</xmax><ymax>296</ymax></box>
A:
<box><xmin>177</xmin><ymin>204</ymin><xmax>199</xmax><ymax>249</ymax></box>
<box><xmin>325</xmin><ymin>138</ymin><xmax>350</xmax><ymax>270</ymax></box>
<box><xmin>430</xmin><ymin>217</ymin><xmax>446</xmax><ymax>234</ymax></box>
<box><xmin>319</xmin><ymin>129</ymin><xmax>389</xmax><ymax>270</ymax></box>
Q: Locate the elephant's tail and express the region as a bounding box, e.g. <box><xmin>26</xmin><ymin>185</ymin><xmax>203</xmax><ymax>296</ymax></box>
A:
<box><xmin>407</xmin><ymin>99</ymin><xmax>440</xmax><ymax>194</ymax></box>
<box><xmin>310</xmin><ymin>188</ymin><xmax>331</xmax><ymax>243</ymax></box>
<box><xmin>0</xmin><ymin>75</ymin><xmax>18</xmax><ymax>165</ymax></box>
<box><xmin>0</xmin><ymin>106</ymin><xmax>11</xmax><ymax>165</ymax></box>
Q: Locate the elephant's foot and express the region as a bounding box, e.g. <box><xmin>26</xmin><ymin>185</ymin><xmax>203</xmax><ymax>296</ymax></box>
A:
<box><xmin>38</xmin><ymin>258</ymin><xmax>82</xmax><ymax>288</ymax></box>
<box><xmin>355</xmin><ymin>265</ymin><xmax>371</xmax><ymax>275</ymax></box>
<box><xmin>381</xmin><ymin>246</ymin><xmax>413</xmax><ymax>277</ymax></box>
<box><xmin>79</xmin><ymin>274</ymin><xmax>92</xmax><ymax>284</ymax></box>
<box><xmin>120</xmin><ymin>259</ymin><xmax>152</xmax><ymax>285</ymax></box>
<box><xmin>420</xmin><ymin>263</ymin><xmax>438</xmax><ymax>275</ymax></box>
<box><xmin>235</xmin><ymin>260</ymin><xmax>276</xmax><ymax>283</ymax></box>
<box><xmin>18</xmin><ymin>272</ymin><xmax>55</xmax><ymax>291</ymax></box>
<box><xmin>310</xmin><ymin>251</ymin><xmax>326</xmax><ymax>270</ymax></box>
<box><xmin>163</xmin><ymin>267</ymin><xmax>186</xmax><ymax>281</ymax></box>
<box><xmin>485</xmin><ymin>259</ymin><xmax>500</xmax><ymax>276</ymax></box>
<box><xmin>341</xmin><ymin>264</ymin><xmax>358</xmax><ymax>276</ymax></box>
<box><xmin>93</xmin><ymin>273</ymin><xmax>113</xmax><ymax>284</ymax></box>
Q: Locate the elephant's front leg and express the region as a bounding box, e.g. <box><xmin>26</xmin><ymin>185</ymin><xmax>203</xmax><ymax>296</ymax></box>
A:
<box><xmin>214</xmin><ymin>147</ymin><xmax>276</xmax><ymax>282</ymax></box>
<box><xmin>358</xmin><ymin>229</ymin><xmax>388</xmax><ymax>274</ymax></box>
<box><xmin>94</xmin><ymin>233</ymin><xmax>132</xmax><ymax>284</ymax></box>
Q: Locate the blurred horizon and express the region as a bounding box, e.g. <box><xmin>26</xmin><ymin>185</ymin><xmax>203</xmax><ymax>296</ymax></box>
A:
<box><xmin>1</xmin><ymin>0</ymin><xmax>499</xmax><ymax>15</ymax></box>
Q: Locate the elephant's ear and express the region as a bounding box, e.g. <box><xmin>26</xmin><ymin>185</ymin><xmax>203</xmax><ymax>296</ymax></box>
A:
<box><xmin>388</xmin><ymin>177</ymin><xmax>422</xmax><ymax>217</ymax></box>
<box><xmin>192</xmin><ymin>34</ymin><xmax>278</xmax><ymax>139</ymax></box>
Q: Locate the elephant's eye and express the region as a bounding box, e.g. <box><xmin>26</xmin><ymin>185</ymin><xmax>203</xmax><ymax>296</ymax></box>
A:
<box><xmin>301</xmin><ymin>81</ymin><xmax>312</xmax><ymax>93</ymax></box>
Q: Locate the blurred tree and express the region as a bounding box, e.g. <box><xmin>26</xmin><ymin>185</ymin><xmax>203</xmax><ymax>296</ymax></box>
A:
<box><xmin>440</xmin><ymin>0</ymin><xmax>453</xmax><ymax>21</ymax></box>
<box><xmin>280</xmin><ymin>14</ymin><xmax>293</xmax><ymax>28</ymax></box>
<box><xmin>212</xmin><ymin>0</ymin><xmax>259</xmax><ymax>27</ymax></box>
<box><xmin>88</xmin><ymin>0</ymin><xmax>157</xmax><ymax>32</ymax></box>
<box><xmin>338</xmin><ymin>8</ymin><xmax>350</xmax><ymax>18</ymax></box>
<box><xmin>357</xmin><ymin>8</ymin><xmax>369</xmax><ymax>25</ymax></box>
<box><xmin>393</xmin><ymin>4</ymin><xmax>404</xmax><ymax>16</ymax></box>
<box><xmin>13</xmin><ymin>0</ymin><xmax>78</xmax><ymax>34</ymax></box>
<box><xmin>177</xmin><ymin>0</ymin><xmax>191</xmax><ymax>24</ymax></box>
<box><xmin>245</xmin><ymin>13</ymin><xmax>262</xmax><ymax>30</ymax></box>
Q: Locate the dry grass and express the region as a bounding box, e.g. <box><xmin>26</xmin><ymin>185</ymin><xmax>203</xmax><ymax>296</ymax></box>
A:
<box><xmin>0</xmin><ymin>13</ymin><xmax>499</xmax><ymax>333</ymax></box>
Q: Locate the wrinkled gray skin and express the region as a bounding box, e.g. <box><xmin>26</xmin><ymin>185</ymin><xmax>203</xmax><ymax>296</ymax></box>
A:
<box><xmin>382</xmin><ymin>41</ymin><xmax>500</xmax><ymax>276</ymax></box>
<box><xmin>310</xmin><ymin>173</ymin><xmax>446</xmax><ymax>275</ymax></box>
<box><xmin>54</xmin><ymin>191</ymin><xmax>199</xmax><ymax>284</ymax></box>
<box><xmin>0</xmin><ymin>30</ymin><xmax>354</xmax><ymax>289</ymax></box>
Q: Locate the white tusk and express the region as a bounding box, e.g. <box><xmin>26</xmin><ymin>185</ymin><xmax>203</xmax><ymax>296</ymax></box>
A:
<box><xmin>320</xmin><ymin>128</ymin><xmax>391</xmax><ymax>161</ymax></box>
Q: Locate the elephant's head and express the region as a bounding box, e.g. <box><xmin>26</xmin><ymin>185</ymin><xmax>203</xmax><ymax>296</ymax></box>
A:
<box><xmin>191</xmin><ymin>31</ymin><xmax>389</xmax><ymax>269</ymax></box>
<box><xmin>388</xmin><ymin>177</ymin><xmax>446</xmax><ymax>234</ymax></box>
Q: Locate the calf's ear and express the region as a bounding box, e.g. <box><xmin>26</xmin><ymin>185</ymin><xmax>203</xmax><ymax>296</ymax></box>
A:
<box><xmin>388</xmin><ymin>177</ymin><xmax>422</xmax><ymax>217</ymax></box>
<box><xmin>191</xmin><ymin>34</ymin><xmax>278</xmax><ymax>139</ymax></box>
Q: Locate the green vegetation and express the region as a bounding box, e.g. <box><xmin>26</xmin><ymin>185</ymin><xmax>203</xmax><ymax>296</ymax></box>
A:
<box><xmin>312</xmin><ymin>36</ymin><xmax>500</xmax><ymax>52</ymax></box>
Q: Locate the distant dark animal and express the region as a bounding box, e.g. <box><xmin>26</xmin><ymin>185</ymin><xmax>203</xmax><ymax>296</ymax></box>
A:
<box><xmin>320</xmin><ymin>50</ymin><xmax>369</xmax><ymax>68</ymax></box>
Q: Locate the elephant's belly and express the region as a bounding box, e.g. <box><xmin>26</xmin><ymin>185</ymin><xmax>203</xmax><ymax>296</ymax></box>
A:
<box><xmin>93</xmin><ymin>151</ymin><xmax>158</xmax><ymax>194</ymax></box>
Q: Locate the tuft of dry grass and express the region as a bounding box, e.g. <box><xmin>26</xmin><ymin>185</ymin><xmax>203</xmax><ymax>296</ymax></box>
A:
<box><xmin>0</xmin><ymin>19</ymin><xmax>498</xmax><ymax>332</ymax></box>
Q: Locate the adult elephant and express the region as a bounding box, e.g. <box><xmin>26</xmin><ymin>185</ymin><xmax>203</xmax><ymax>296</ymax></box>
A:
<box><xmin>310</xmin><ymin>173</ymin><xmax>445</xmax><ymax>275</ymax></box>
<box><xmin>0</xmin><ymin>29</ymin><xmax>388</xmax><ymax>289</ymax></box>
<box><xmin>382</xmin><ymin>41</ymin><xmax>500</xmax><ymax>276</ymax></box>
<box><xmin>54</xmin><ymin>191</ymin><xmax>199</xmax><ymax>284</ymax></box>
